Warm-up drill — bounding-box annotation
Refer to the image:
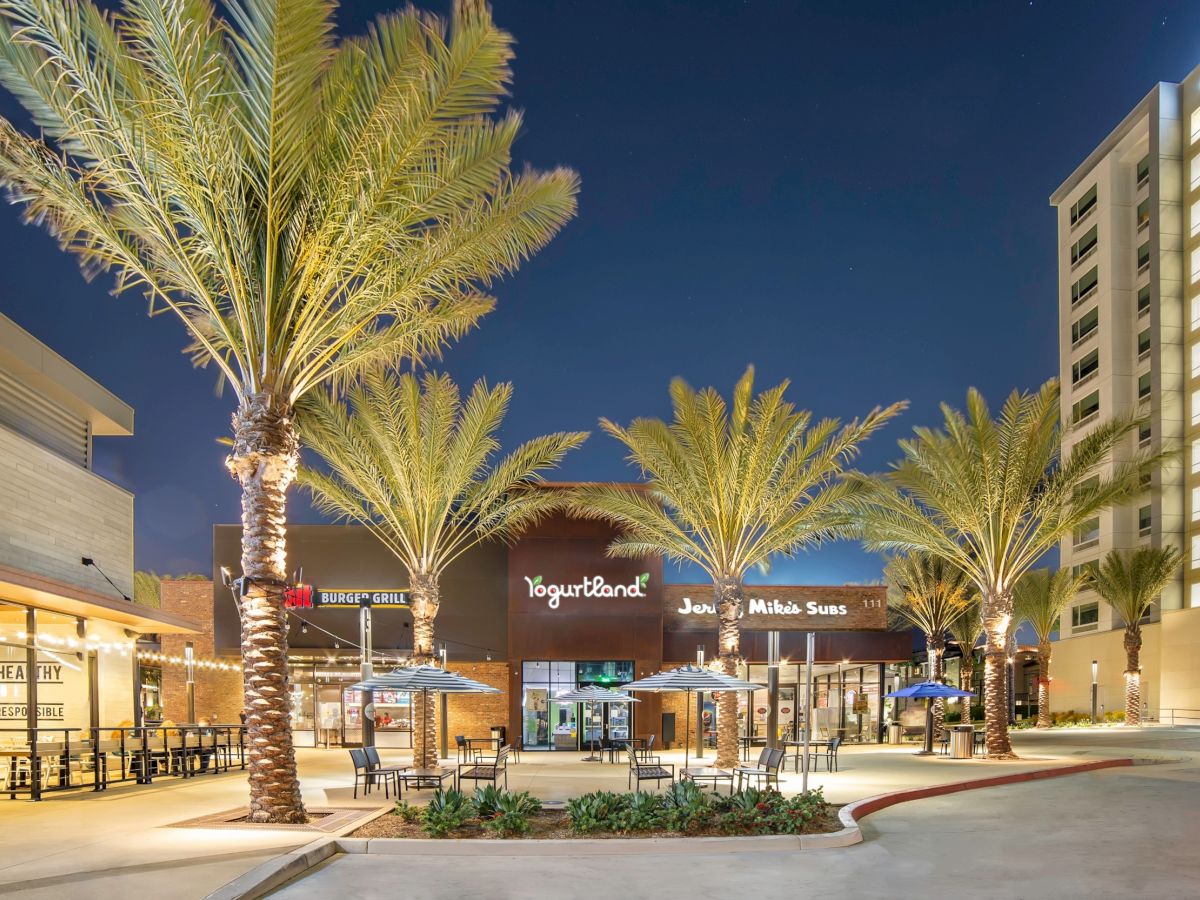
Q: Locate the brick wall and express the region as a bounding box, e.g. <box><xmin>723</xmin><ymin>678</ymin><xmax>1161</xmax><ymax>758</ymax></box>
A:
<box><xmin>159</xmin><ymin>579</ymin><xmax>243</xmax><ymax>724</ymax></box>
<box><xmin>445</xmin><ymin>661</ymin><xmax>511</xmax><ymax>742</ymax></box>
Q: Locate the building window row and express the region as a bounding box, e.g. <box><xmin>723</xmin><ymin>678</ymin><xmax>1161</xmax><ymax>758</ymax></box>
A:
<box><xmin>1138</xmin><ymin>328</ymin><xmax>1151</xmax><ymax>359</ymax></box>
<box><xmin>1137</xmin><ymin>154</ymin><xmax>1150</xmax><ymax>188</ymax></box>
<box><xmin>1138</xmin><ymin>372</ymin><xmax>1152</xmax><ymax>400</ymax></box>
<box><xmin>1073</xmin><ymin>516</ymin><xmax>1100</xmax><ymax>549</ymax></box>
<box><xmin>1139</xmin><ymin>422</ymin><xmax>1151</xmax><ymax>448</ymax></box>
<box><xmin>1137</xmin><ymin>241</ymin><xmax>1150</xmax><ymax>274</ymax></box>
<box><xmin>1071</xmin><ymin>601</ymin><xmax>1100</xmax><ymax>632</ymax></box>
<box><xmin>1071</xmin><ymin>266</ymin><xmax>1098</xmax><ymax>307</ymax></box>
<box><xmin>1070</xmin><ymin>184</ymin><xmax>1097</xmax><ymax>227</ymax></box>
<box><xmin>1071</xmin><ymin>348</ymin><xmax>1099</xmax><ymax>386</ymax></box>
<box><xmin>1138</xmin><ymin>285</ymin><xmax>1150</xmax><ymax>317</ymax></box>
<box><xmin>1070</xmin><ymin>225</ymin><xmax>1098</xmax><ymax>267</ymax></box>
<box><xmin>1137</xmin><ymin>197</ymin><xmax>1150</xmax><ymax>232</ymax></box>
<box><xmin>1139</xmin><ymin>504</ymin><xmax>1152</xmax><ymax>537</ymax></box>
<box><xmin>1071</xmin><ymin>390</ymin><xmax>1100</xmax><ymax>425</ymax></box>
<box><xmin>1071</xmin><ymin>307</ymin><xmax>1098</xmax><ymax>346</ymax></box>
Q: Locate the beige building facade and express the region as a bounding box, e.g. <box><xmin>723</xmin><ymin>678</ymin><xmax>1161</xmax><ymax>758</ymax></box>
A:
<box><xmin>1050</xmin><ymin>65</ymin><xmax>1200</xmax><ymax>722</ymax></box>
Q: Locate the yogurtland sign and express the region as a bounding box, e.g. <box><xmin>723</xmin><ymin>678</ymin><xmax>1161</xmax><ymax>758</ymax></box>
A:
<box><xmin>525</xmin><ymin>573</ymin><xmax>650</xmax><ymax>609</ymax></box>
<box><xmin>663</xmin><ymin>584</ymin><xmax>887</xmax><ymax>632</ymax></box>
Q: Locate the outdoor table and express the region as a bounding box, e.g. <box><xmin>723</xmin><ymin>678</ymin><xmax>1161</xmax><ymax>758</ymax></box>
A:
<box><xmin>604</xmin><ymin>737</ymin><xmax>645</xmax><ymax>763</ymax></box>
<box><xmin>399</xmin><ymin>767</ymin><xmax>455</xmax><ymax>792</ymax></box>
<box><xmin>682</xmin><ymin>766</ymin><xmax>734</xmax><ymax>794</ymax></box>
<box><xmin>463</xmin><ymin>737</ymin><xmax>499</xmax><ymax>760</ymax></box>
<box><xmin>783</xmin><ymin>739</ymin><xmax>830</xmax><ymax>773</ymax></box>
<box><xmin>739</xmin><ymin>735</ymin><xmax>766</xmax><ymax>761</ymax></box>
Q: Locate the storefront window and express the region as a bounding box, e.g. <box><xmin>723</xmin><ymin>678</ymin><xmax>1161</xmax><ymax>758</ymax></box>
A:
<box><xmin>521</xmin><ymin>660</ymin><xmax>634</xmax><ymax>750</ymax></box>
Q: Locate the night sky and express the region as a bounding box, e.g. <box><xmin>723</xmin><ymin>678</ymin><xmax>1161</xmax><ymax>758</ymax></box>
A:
<box><xmin>1</xmin><ymin>1</ymin><xmax>1198</xmax><ymax>588</ymax></box>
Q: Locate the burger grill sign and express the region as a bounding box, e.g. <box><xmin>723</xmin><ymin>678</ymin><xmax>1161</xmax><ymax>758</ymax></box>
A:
<box><xmin>525</xmin><ymin>573</ymin><xmax>650</xmax><ymax>609</ymax></box>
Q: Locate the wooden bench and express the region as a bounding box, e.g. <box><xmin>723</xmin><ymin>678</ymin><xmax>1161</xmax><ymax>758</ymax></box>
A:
<box><xmin>457</xmin><ymin>745</ymin><xmax>510</xmax><ymax>791</ymax></box>
<box><xmin>626</xmin><ymin>746</ymin><xmax>673</xmax><ymax>790</ymax></box>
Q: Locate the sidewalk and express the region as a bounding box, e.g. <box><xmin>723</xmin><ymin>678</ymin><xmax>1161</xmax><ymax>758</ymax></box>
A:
<box><xmin>0</xmin><ymin>728</ymin><xmax>1189</xmax><ymax>898</ymax></box>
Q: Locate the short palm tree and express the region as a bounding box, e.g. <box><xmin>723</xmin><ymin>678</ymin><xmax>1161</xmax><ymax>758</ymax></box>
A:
<box><xmin>1088</xmin><ymin>547</ymin><xmax>1182</xmax><ymax>726</ymax></box>
<box><xmin>571</xmin><ymin>367</ymin><xmax>903</xmax><ymax>768</ymax></box>
<box><xmin>884</xmin><ymin>551</ymin><xmax>972</xmax><ymax>740</ymax></box>
<box><xmin>1013</xmin><ymin>568</ymin><xmax>1085</xmax><ymax>728</ymax></box>
<box><xmin>297</xmin><ymin>369</ymin><xmax>587</xmax><ymax>766</ymax></box>
<box><xmin>854</xmin><ymin>380</ymin><xmax>1160</xmax><ymax>758</ymax></box>
<box><xmin>0</xmin><ymin>0</ymin><xmax>577</xmax><ymax>822</ymax></box>
<box><xmin>947</xmin><ymin>596</ymin><xmax>984</xmax><ymax>725</ymax></box>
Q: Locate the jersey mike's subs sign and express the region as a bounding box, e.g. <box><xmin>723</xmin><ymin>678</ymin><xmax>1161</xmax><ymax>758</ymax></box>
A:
<box><xmin>663</xmin><ymin>584</ymin><xmax>887</xmax><ymax>632</ymax></box>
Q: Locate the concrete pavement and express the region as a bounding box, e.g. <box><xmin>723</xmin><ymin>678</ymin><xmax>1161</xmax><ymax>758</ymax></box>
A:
<box><xmin>271</xmin><ymin>729</ymin><xmax>1200</xmax><ymax>900</ymax></box>
<box><xmin>0</xmin><ymin>728</ymin><xmax>1189</xmax><ymax>898</ymax></box>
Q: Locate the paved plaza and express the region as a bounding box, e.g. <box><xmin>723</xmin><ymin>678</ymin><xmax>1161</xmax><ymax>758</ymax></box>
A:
<box><xmin>0</xmin><ymin>728</ymin><xmax>1197</xmax><ymax>898</ymax></box>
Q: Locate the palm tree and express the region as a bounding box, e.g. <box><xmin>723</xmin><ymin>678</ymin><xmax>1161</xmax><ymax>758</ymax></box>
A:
<box><xmin>884</xmin><ymin>552</ymin><xmax>972</xmax><ymax>740</ymax></box>
<box><xmin>1088</xmin><ymin>547</ymin><xmax>1182</xmax><ymax>726</ymax></box>
<box><xmin>1013</xmin><ymin>568</ymin><xmax>1084</xmax><ymax>728</ymax></box>
<box><xmin>947</xmin><ymin>597</ymin><xmax>984</xmax><ymax>726</ymax></box>
<box><xmin>0</xmin><ymin>0</ymin><xmax>577</xmax><ymax>822</ymax></box>
<box><xmin>854</xmin><ymin>380</ymin><xmax>1162</xmax><ymax>758</ymax></box>
<box><xmin>571</xmin><ymin>367</ymin><xmax>903</xmax><ymax>768</ymax></box>
<box><xmin>297</xmin><ymin>370</ymin><xmax>587</xmax><ymax>766</ymax></box>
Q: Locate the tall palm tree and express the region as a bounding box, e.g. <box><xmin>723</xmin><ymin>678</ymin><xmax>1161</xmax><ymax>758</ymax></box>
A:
<box><xmin>853</xmin><ymin>381</ymin><xmax>1161</xmax><ymax>758</ymax></box>
<box><xmin>1013</xmin><ymin>568</ymin><xmax>1084</xmax><ymax>728</ymax></box>
<box><xmin>0</xmin><ymin>0</ymin><xmax>577</xmax><ymax>822</ymax></box>
<box><xmin>884</xmin><ymin>551</ymin><xmax>972</xmax><ymax>740</ymax></box>
<box><xmin>571</xmin><ymin>367</ymin><xmax>903</xmax><ymax>768</ymax></box>
<box><xmin>1088</xmin><ymin>547</ymin><xmax>1182</xmax><ymax>726</ymax></box>
<box><xmin>947</xmin><ymin>596</ymin><xmax>984</xmax><ymax>725</ymax></box>
<box><xmin>297</xmin><ymin>369</ymin><xmax>587</xmax><ymax>766</ymax></box>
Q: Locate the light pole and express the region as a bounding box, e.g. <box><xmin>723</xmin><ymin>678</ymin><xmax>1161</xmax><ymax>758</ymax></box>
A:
<box><xmin>801</xmin><ymin>632</ymin><xmax>814</xmax><ymax>792</ymax></box>
<box><xmin>439</xmin><ymin>643</ymin><xmax>449</xmax><ymax>760</ymax></box>
<box><xmin>360</xmin><ymin>600</ymin><xmax>374</xmax><ymax>747</ymax></box>
<box><xmin>695</xmin><ymin>644</ymin><xmax>705</xmax><ymax>759</ymax></box>
<box><xmin>766</xmin><ymin>631</ymin><xmax>780</xmax><ymax>749</ymax></box>
<box><xmin>184</xmin><ymin>642</ymin><xmax>196</xmax><ymax>724</ymax></box>
<box><xmin>1091</xmin><ymin>659</ymin><xmax>1098</xmax><ymax>724</ymax></box>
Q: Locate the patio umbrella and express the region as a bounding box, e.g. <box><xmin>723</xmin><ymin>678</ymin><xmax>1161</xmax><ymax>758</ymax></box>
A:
<box><xmin>621</xmin><ymin>665</ymin><xmax>765</xmax><ymax>769</ymax></box>
<box><xmin>553</xmin><ymin>685</ymin><xmax>640</xmax><ymax>761</ymax></box>
<box><xmin>885</xmin><ymin>680</ymin><xmax>974</xmax><ymax>756</ymax></box>
<box><xmin>351</xmin><ymin>665</ymin><xmax>501</xmax><ymax>765</ymax></box>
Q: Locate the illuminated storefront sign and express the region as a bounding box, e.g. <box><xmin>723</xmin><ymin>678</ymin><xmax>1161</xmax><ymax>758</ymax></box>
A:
<box><xmin>524</xmin><ymin>573</ymin><xmax>650</xmax><ymax>609</ymax></box>
<box><xmin>285</xmin><ymin>587</ymin><xmax>409</xmax><ymax>609</ymax></box>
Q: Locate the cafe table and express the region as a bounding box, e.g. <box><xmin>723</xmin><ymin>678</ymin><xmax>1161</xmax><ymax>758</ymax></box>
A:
<box><xmin>682</xmin><ymin>766</ymin><xmax>734</xmax><ymax>794</ymax></box>
<box><xmin>783</xmin><ymin>738</ymin><xmax>831</xmax><ymax>773</ymax></box>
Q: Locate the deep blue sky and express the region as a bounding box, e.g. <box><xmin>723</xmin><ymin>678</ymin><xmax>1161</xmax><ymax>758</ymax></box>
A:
<box><xmin>2</xmin><ymin>1</ymin><xmax>1198</xmax><ymax>587</ymax></box>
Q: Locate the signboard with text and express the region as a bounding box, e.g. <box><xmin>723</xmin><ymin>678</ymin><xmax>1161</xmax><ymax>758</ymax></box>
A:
<box><xmin>284</xmin><ymin>587</ymin><xmax>409</xmax><ymax>609</ymax></box>
<box><xmin>663</xmin><ymin>584</ymin><xmax>887</xmax><ymax>632</ymax></box>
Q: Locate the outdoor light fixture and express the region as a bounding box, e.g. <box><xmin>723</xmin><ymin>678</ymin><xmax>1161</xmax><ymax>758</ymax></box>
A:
<box><xmin>81</xmin><ymin>557</ymin><xmax>132</xmax><ymax>601</ymax></box>
<box><xmin>300</xmin><ymin>622</ymin><xmax>308</xmax><ymax>635</ymax></box>
<box><xmin>1091</xmin><ymin>659</ymin><xmax>1099</xmax><ymax>724</ymax></box>
<box><xmin>220</xmin><ymin>566</ymin><xmax>233</xmax><ymax>586</ymax></box>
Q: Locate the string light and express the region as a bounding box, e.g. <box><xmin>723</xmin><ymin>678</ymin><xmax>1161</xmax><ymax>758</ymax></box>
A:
<box><xmin>136</xmin><ymin>650</ymin><xmax>239</xmax><ymax>672</ymax></box>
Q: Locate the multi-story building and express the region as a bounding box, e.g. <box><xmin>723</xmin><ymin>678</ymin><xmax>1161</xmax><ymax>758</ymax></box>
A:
<box><xmin>0</xmin><ymin>312</ymin><xmax>196</xmax><ymax>741</ymax></box>
<box><xmin>1050</xmin><ymin>66</ymin><xmax>1200</xmax><ymax>722</ymax></box>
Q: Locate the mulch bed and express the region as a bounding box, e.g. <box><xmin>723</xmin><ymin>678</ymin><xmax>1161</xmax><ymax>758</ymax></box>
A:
<box><xmin>351</xmin><ymin>808</ymin><xmax>843</xmax><ymax>840</ymax></box>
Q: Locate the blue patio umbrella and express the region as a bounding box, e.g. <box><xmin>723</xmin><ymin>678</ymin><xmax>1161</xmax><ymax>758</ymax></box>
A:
<box><xmin>885</xmin><ymin>681</ymin><xmax>974</xmax><ymax>756</ymax></box>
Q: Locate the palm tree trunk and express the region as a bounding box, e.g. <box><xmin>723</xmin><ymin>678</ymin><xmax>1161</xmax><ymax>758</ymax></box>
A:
<box><xmin>410</xmin><ymin>572</ymin><xmax>440</xmax><ymax>768</ymax></box>
<box><xmin>1036</xmin><ymin>640</ymin><xmax>1052</xmax><ymax>728</ymax></box>
<box><xmin>958</xmin><ymin>649</ymin><xmax>973</xmax><ymax>727</ymax></box>
<box><xmin>1124</xmin><ymin>625</ymin><xmax>1142</xmax><ymax>727</ymax></box>
<box><xmin>928</xmin><ymin>635</ymin><xmax>946</xmax><ymax>739</ymax></box>
<box><xmin>226</xmin><ymin>393</ymin><xmax>306</xmax><ymax>824</ymax></box>
<box><xmin>714</xmin><ymin>575</ymin><xmax>743</xmax><ymax>770</ymax></box>
<box><xmin>981</xmin><ymin>592</ymin><xmax>1016</xmax><ymax>759</ymax></box>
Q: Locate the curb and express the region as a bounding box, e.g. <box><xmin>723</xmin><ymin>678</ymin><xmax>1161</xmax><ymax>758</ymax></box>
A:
<box><xmin>208</xmin><ymin>757</ymin><xmax>1134</xmax><ymax>898</ymax></box>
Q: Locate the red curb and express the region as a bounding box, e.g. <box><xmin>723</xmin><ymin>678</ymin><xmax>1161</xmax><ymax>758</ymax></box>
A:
<box><xmin>845</xmin><ymin>757</ymin><xmax>1134</xmax><ymax>823</ymax></box>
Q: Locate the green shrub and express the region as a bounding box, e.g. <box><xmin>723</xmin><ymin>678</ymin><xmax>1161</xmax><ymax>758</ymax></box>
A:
<box><xmin>470</xmin><ymin>784</ymin><xmax>505</xmax><ymax>819</ymax></box>
<box><xmin>567</xmin><ymin>791</ymin><xmax>628</xmax><ymax>833</ymax></box>
<box><xmin>393</xmin><ymin>800</ymin><xmax>421</xmax><ymax>824</ymax></box>
<box><xmin>660</xmin><ymin>780</ymin><xmax>712</xmax><ymax>832</ymax></box>
<box><xmin>711</xmin><ymin>787</ymin><xmax>829</xmax><ymax>835</ymax></box>
<box><xmin>614</xmin><ymin>791</ymin><xmax>662</xmax><ymax>832</ymax></box>
<box><xmin>422</xmin><ymin>787</ymin><xmax>473</xmax><ymax>837</ymax></box>
<box><xmin>480</xmin><ymin>790</ymin><xmax>542</xmax><ymax>837</ymax></box>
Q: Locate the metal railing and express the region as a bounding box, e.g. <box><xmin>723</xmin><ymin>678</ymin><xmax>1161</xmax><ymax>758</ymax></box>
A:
<box><xmin>1159</xmin><ymin>709</ymin><xmax>1200</xmax><ymax>725</ymax></box>
<box><xmin>1</xmin><ymin>724</ymin><xmax>245</xmax><ymax>801</ymax></box>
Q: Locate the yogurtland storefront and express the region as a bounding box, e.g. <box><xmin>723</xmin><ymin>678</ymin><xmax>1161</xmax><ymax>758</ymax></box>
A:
<box><xmin>210</xmin><ymin>500</ymin><xmax>909</xmax><ymax>751</ymax></box>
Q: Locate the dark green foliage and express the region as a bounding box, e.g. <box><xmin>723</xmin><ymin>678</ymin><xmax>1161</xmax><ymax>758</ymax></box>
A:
<box><xmin>565</xmin><ymin>786</ymin><xmax>830</xmax><ymax>836</ymax></box>
<box><xmin>422</xmin><ymin>788</ymin><xmax>474</xmax><ymax>837</ymax></box>
<box><xmin>392</xmin><ymin>800</ymin><xmax>421</xmax><ymax>823</ymax></box>
<box><xmin>478</xmin><ymin>789</ymin><xmax>542</xmax><ymax>837</ymax></box>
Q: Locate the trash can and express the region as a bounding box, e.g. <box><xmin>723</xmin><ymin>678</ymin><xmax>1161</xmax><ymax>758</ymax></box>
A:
<box><xmin>490</xmin><ymin>725</ymin><xmax>506</xmax><ymax>747</ymax></box>
<box><xmin>950</xmin><ymin>725</ymin><xmax>973</xmax><ymax>759</ymax></box>
<box><xmin>887</xmin><ymin>722</ymin><xmax>903</xmax><ymax>745</ymax></box>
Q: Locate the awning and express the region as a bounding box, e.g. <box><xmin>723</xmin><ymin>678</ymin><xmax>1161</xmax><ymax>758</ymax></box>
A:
<box><xmin>0</xmin><ymin>563</ymin><xmax>200</xmax><ymax>634</ymax></box>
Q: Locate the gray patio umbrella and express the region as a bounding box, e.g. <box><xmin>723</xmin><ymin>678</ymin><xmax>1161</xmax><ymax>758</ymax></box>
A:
<box><xmin>621</xmin><ymin>665</ymin><xmax>765</xmax><ymax>769</ymax></box>
<box><xmin>351</xmin><ymin>665</ymin><xmax>501</xmax><ymax>764</ymax></box>
<box><xmin>553</xmin><ymin>685</ymin><xmax>640</xmax><ymax>762</ymax></box>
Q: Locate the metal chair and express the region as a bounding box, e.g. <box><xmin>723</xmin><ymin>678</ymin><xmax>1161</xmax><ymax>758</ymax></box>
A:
<box><xmin>735</xmin><ymin>747</ymin><xmax>785</xmax><ymax>790</ymax></box>
<box><xmin>364</xmin><ymin>747</ymin><xmax>406</xmax><ymax>796</ymax></box>
<box><xmin>349</xmin><ymin>748</ymin><xmax>386</xmax><ymax>799</ymax></box>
